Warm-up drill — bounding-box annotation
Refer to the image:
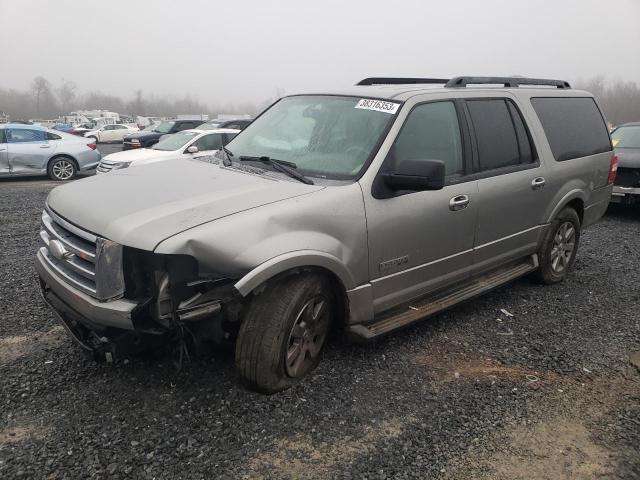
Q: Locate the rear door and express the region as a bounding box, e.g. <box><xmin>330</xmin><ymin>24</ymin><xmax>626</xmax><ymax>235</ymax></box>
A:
<box><xmin>6</xmin><ymin>128</ymin><xmax>51</xmax><ymax>175</ymax></box>
<box><xmin>465</xmin><ymin>98</ymin><xmax>549</xmax><ymax>273</ymax></box>
<box><xmin>0</xmin><ymin>129</ymin><xmax>8</xmax><ymax>175</ymax></box>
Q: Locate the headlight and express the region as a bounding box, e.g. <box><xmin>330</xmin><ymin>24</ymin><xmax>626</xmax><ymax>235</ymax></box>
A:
<box><xmin>112</xmin><ymin>162</ymin><xmax>132</xmax><ymax>170</ymax></box>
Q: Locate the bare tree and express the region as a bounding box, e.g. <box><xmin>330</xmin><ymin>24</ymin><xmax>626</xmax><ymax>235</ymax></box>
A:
<box><xmin>56</xmin><ymin>79</ymin><xmax>77</xmax><ymax>114</ymax></box>
<box><xmin>31</xmin><ymin>76</ymin><xmax>51</xmax><ymax>118</ymax></box>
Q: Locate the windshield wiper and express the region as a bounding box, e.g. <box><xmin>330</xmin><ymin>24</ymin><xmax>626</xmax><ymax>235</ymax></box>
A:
<box><xmin>221</xmin><ymin>145</ymin><xmax>233</xmax><ymax>166</ymax></box>
<box><xmin>239</xmin><ymin>156</ymin><xmax>314</xmax><ymax>185</ymax></box>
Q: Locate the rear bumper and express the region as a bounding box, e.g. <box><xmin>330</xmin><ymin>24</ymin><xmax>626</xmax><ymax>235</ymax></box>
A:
<box><xmin>610</xmin><ymin>185</ymin><xmax>640</xmax><ymax>203</ymax></box>
<box><xmin>36</xmin><ymin>249</ymin><xmax>137</xmax><ymax>331</ymax></box>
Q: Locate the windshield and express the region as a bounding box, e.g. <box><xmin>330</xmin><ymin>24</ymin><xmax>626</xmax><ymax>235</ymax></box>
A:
<box><xmin>153</xmin><ymin>121</ymin><xmax>175</xmax><ymax>134</ymax></box>
<box><xmin>612</xmin><ymin>126</ymin><xmax>640</xmax><ymax>149</ymax></box>
<box><xmin>151</xmin><ymin>131</ymin><xmax>199</xmax><ymax>151</ymax></box>
<box><xmin>225</xmin><ymin>95</ymin><xmax>398</xmax><ymax>178</ymax></box>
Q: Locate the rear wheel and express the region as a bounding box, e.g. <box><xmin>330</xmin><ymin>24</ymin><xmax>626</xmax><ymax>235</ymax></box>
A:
<box><xmin>533</xmin><ymin>207</ymin><xmax>580</xmax><ymax>284</ymax></box>
<box><xmin>47</xmin><ymin>157</ymin><xmax>77</xmax><ymax>181</ymax></box>
<box><xmin>236</xmin><ymin>274</ymin><xmax>334</xmax><ymax>393</ymax></box>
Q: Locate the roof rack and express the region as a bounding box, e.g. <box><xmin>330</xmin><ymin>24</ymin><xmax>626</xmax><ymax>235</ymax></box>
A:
<box><xmin>445</xmin><ymin>76</ymin><xmax>571</xmax><ymax>89</ymax></box>
<box><xmin>357</xmin><ymin>77</ymin><xmax>449</xmax><ymax>86</ymax></box>
<box><xmin>356</xmin><ymin>76</ymin><xmax>571</xmax><ymax>89</ymax></box>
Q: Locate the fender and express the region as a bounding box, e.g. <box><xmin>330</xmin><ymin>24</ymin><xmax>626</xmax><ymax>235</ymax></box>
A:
<box><xmin>546</xmin><ymin>188</ymin><xmax>586</xmax><ymax>223</ymax></box>
<box><xmin>234</xmin><ymin>250</ymin><xmax>356</xmax><ymax>297</ymax></box>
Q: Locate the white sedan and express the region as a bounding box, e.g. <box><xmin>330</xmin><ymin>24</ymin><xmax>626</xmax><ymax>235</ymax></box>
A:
<box><xmin>96</xmin><ymin>128</ymin><xmax>239</xmax><ymax>173</ymax></box>
<box><xmin>84</xmin><ymin>124</ymin><xmax>139</xmax><ymax>143</ymax></box>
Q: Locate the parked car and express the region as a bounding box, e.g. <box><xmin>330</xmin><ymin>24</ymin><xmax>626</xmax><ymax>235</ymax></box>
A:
<box><xmin>52</xmin><ymin>123</ymin><xmax>75</xmax><ymax>133</ymax></box>
<box><xmin>197</xmin><ymin>118</ymin><xmax>252</xmax><ymax>131</ymax></box>
<box><xmin>609</xmin><ymin>122</ymin><xmax>640</xmax><ymax>205</ymax></box>
<box><xmin>122</xmin><ymin>119</ymin><xmax>206</xmax><ymax>150</ymax></box>
<box><xmin>1</xmin><ymin>123</ymin><xmax>100</xmax><ymax>180</ymax></box>
<box><xmin>96</xmin><ymin>128</ymin><xmax>239</xmax><ymax>173</ymax></box>
<box><xmin>83</xmin><ymin>124</ymin><xmax>139</xmax><ymax>143</ymax></box>
<box><xmin>36</xmin><ymin>76</ymin><xmax>615</xmax><ymax>393</ymax></box>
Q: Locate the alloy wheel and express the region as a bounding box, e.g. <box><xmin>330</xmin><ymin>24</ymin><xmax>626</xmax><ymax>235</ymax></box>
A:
<box><xmin>550</xmin><ymin>221</ymin><xmax>576</xmax><ymax>273</ymax></box>
<box><xmin>52</xmin><ymin>160</ymin><xmax>74</xmax><ymax>180</ymax></box>
<box><xmin>285</xmin><ymin>294</ymin><xmax>330</xmax><ymax>378</ymax></box>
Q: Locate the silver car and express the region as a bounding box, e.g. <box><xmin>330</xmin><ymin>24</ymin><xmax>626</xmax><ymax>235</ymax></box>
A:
<box><xmin>0</xmin><ymin>124</ymin><xmax>101</xmax><ymax>180</ymax></box>
<box><xmin>36</xmin><ymin>76</ymin><xmax>615</xmax><ymax>393</ymax></box>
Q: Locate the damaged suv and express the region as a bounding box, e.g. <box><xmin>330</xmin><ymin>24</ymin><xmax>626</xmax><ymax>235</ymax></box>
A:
<box><xmin>37</xmin><ymin>76</ymin><xmax>615</xmax><ymax>393</ymax></box>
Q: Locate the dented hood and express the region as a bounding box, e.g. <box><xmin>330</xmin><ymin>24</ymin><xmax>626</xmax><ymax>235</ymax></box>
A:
<box><xmin>47</xmin><ymin>159</ymin><xmax>323</xmax><ymax>251</ymax></box>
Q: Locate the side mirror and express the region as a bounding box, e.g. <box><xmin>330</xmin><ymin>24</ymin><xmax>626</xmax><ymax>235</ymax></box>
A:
<box><xmin>382</xmin><ymin>159</ymin><xmax>445</xmax><ymax>191</ymax></box>
<box><xmin>186</xmin><ymin>145</ymin><xmax>198</xmax><ymax>154</ymax></box>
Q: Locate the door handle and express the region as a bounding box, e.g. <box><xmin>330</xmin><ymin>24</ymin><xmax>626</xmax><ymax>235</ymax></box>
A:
<box><xmin>449</xmin><ymin>194</ymin><xmax>470</xmax><ymax>211</ymax></box>
<box><xmin>531</xmin><ymin>177</ymin><xmax>546</xmax><ymax>190</ymax></box>
<box><xmin>39</xmin><ymin>145</ymin><xmax>51</xmax><ymax>148</ymax></box>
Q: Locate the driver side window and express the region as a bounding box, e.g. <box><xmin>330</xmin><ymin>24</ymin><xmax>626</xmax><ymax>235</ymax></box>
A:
<box><xmin>392</xmin><ymin>101</ymin><xmax>463</xmax><ymax>177</ymax></box>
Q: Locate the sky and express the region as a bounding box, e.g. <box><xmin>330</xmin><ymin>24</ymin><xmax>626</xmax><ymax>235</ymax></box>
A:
<box><xmin>1</xmin><ymin>0</ymin><xmax>639</xmax><ymax>105</ymax></box>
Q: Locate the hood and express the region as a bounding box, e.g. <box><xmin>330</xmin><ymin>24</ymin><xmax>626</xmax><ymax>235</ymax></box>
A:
<box><xmin>615</xmin><ymin>148</ymin><xmax>640</xmax><ymax>169</ymax></box>
<box><xmin>125</xmin><ymin>131</ymin><xmax>162</xmax><ymax>140</ymax></box>
<box><xmin>103</xmin><ymin>148</ymin><xmax>176</xmax><ymax>165</ymax></box>
<box><xmin>47</xmin><ymin>159</ymin><xmax>324</xmax><ymax>251</ymax></box>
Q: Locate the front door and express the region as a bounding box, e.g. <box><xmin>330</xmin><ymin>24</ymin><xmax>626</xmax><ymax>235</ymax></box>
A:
<box><xmin>463</xmin><ymin>98</ymin><xmax>551</xmax><ymax>272</ymax></box>
<box><xmin>363</xmin><ymin>100</ymin><xmax>478</xmax><ymax>314</ymax></box>
<box><xmin>6</xmin><ymin>127</ymin><xmax>51</xmax><ymax>175</ymax></box>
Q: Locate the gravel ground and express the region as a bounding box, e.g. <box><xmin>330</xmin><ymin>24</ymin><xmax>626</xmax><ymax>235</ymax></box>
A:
<box><xmin>1</xmin><ymin>178</ymin><xmax>639</xmax><ymax>479</ymax></box>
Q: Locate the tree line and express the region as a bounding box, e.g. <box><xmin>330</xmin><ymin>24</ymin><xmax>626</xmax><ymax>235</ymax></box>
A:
<box><xmin>0</xmin><ymin>76</ymin><xmax>268</xmax><ymax>122</ymax></box>
<box><xmin>1</xmin><ymin>75</ymin><xmax>639</xmax><ymax>126</ymax></box>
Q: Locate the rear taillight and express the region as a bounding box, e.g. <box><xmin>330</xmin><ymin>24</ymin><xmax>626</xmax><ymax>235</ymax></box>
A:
<box><xmin>87</xmin><ymin>143</ymin><xmax>97</xmax><ymax>150</ymax></box>
<box><xmin>607</xmin><ymin>154</ymin><xmax>618</xmax><ymax>185</ymax></box>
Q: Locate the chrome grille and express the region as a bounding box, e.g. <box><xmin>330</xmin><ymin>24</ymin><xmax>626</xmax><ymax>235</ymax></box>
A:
<box><xmin>96</xmin><ymin>159</ymin><xmax>116</xmax><ymax>174</ymax></box>
<box><xmin>39</xmin><ymin>207</ymin><xmax>124</xmax><ymax>300</ymax></box>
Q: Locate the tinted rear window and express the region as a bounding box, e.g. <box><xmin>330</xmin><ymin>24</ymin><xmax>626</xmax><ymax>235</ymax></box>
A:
<box><xmin>531</xmin><ymin>97</ymin><xmax>611</xmax><ymax>161</ymax></box>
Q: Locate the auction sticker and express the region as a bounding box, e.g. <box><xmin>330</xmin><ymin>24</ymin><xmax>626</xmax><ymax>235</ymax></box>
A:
<box><xmin>355</xmin><ymin>99</ymin><xmax>400</xmax><ymax>114</ymax></box>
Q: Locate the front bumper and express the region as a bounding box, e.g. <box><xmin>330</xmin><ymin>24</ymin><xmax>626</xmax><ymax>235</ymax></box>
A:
<box><xmin>36</xmin><ymin>249</ymin><xmax>137</xmax><ymax>331</ymax></box>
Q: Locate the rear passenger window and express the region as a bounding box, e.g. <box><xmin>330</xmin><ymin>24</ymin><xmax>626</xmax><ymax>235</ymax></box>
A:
<box><xmin>47</xmin><ymin>132</ymin><xmax>62</xmax><ymax>140</ymax></box>
<box><xmin>467</xmin><ymin>99</ymin><xmax>534</xmax><ymax>172</ymax></box>
<box><xmin>392</xmin><ymin>101</ymin><xmax>464</xmax><ymax>176</ymax></box>
<box><xmin>531</xmin><ymin>97</ymin><xmax>612</xmax><ymax>161</ymax></box>
<box><xmin>7</xmin><ymin>128</ymin><xmax>47</xmax><ymax>143</ymax></box>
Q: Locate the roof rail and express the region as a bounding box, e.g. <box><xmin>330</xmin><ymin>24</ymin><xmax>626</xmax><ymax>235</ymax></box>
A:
<box><xmin>445</xmin><ymin>76</ymin><xmax>571</xmax><ymax>89</ymax></box>
<box><xmin>357</xmin><ymin>77</ymin><xmax>449</xmax><ymax>86</ymax></box>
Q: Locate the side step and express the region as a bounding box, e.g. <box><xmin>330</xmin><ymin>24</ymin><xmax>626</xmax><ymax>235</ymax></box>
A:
<box><xmin>348</xmin><ymin>255</ymin><xmax>538</xmax><ymax>340</ymax></box>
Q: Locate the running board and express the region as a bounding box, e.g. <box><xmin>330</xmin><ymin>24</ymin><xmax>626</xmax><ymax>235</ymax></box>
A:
<box><xmin>348</xmin><ymin>255</ymin><xmax>538</xmax><ymax>340</ymax></box>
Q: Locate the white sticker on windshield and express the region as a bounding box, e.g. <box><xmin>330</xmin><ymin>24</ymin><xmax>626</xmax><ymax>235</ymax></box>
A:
<box><xmin>355</xmin><ymin>99</ymin><xmax>400</xmax><ymax>114</ymax></box>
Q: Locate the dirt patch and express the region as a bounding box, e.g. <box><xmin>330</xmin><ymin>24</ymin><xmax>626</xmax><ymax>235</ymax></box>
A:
<box><xmin>245</xmin><ymin>416</ymin><xmax>414</xmax><ymax>479</ymax></box>
<box><xmin>0</xmin><ymin>326</ymin><xmax>66</xmax><ymax>365</ymax></box>
<box><xmin>412</xmin><ymin>352</ymin><xmax>558</xmax><ymax>384</ymax></box>
<box><xmin>0</xmin><ymin>424</ymin><xmax>48</xmax><ymax>445</ymax></box>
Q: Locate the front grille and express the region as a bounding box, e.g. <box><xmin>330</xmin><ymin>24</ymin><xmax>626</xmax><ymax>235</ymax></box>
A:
<box><xmin>39</xmin><ymin>207</ymin><xmax>124</xmax><ymax>300</ymax></box>
<box><xmin>615</xmin><ymin>168</ymin><xmax>640</xmax><ymax>188</ymax></box>
<box><xmin>96</xmin><ymin>159</ymin><xmax>116</xmax><ymax>173</ymax></box>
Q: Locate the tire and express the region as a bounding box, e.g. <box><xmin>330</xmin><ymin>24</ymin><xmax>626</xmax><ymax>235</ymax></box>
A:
<box><xmin>47</xmin><ymin>157</ymin><xmax>77</xmax><ymax>181</ymax></box>
<box><xmin>236</xmin><ymin>274</ymin><xmax>335</xmax><ymax>393</ymax></box>
<box><xmin>533</xmin><ymin>207</ymin><xmax>581</xmax><ymax>284</ymax></box>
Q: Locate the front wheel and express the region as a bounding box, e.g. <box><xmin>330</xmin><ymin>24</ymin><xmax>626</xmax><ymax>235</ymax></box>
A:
<box><xmin>533</xmin><ymin>207</ymin><xmax>581</xmax><ymax>284</ymax></box>
<box><xmin>236</xmin><ymin>274</ymin><xmax>335</xmax><ymax>393</ymax></box>
<box><xmin>47</xmin><ymin>157</ymin><xmax>77</xmax><ymax>181</ymax></box>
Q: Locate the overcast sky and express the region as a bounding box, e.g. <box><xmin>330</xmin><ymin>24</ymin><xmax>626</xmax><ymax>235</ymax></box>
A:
<box><xmin>1</xmin><ymin>0</ymin><xmax>638</xmax><ymax>105</ymax></box>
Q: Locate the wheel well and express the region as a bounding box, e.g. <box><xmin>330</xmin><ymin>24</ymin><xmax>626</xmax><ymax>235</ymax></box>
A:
<box><xmin>566</xmin><ymin>198</ymin><xmax>584</xmax><ymax>225</ymax></box>
<box><xmin>251</xmin><ymin>266</ymin><xmax>349</xmax><ymax>327</ymax></box>
<box><xmin>48</xmin><ymin>154</ymin><xmax>78</xmax><ymax>170</ymax></box>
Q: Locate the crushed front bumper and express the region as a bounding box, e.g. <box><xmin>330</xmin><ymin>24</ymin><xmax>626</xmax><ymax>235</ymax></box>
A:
<box><xmin>36</xmin><ymin>248</ymin><xmax>137</xmax><ymax>331</ymax></box>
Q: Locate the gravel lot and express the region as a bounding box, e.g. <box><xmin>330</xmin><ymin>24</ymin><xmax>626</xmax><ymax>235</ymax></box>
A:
<box><xmin>1</xmin><ymin>176</ymin><xmax>639</xmax><ymax>479</ymax></box>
